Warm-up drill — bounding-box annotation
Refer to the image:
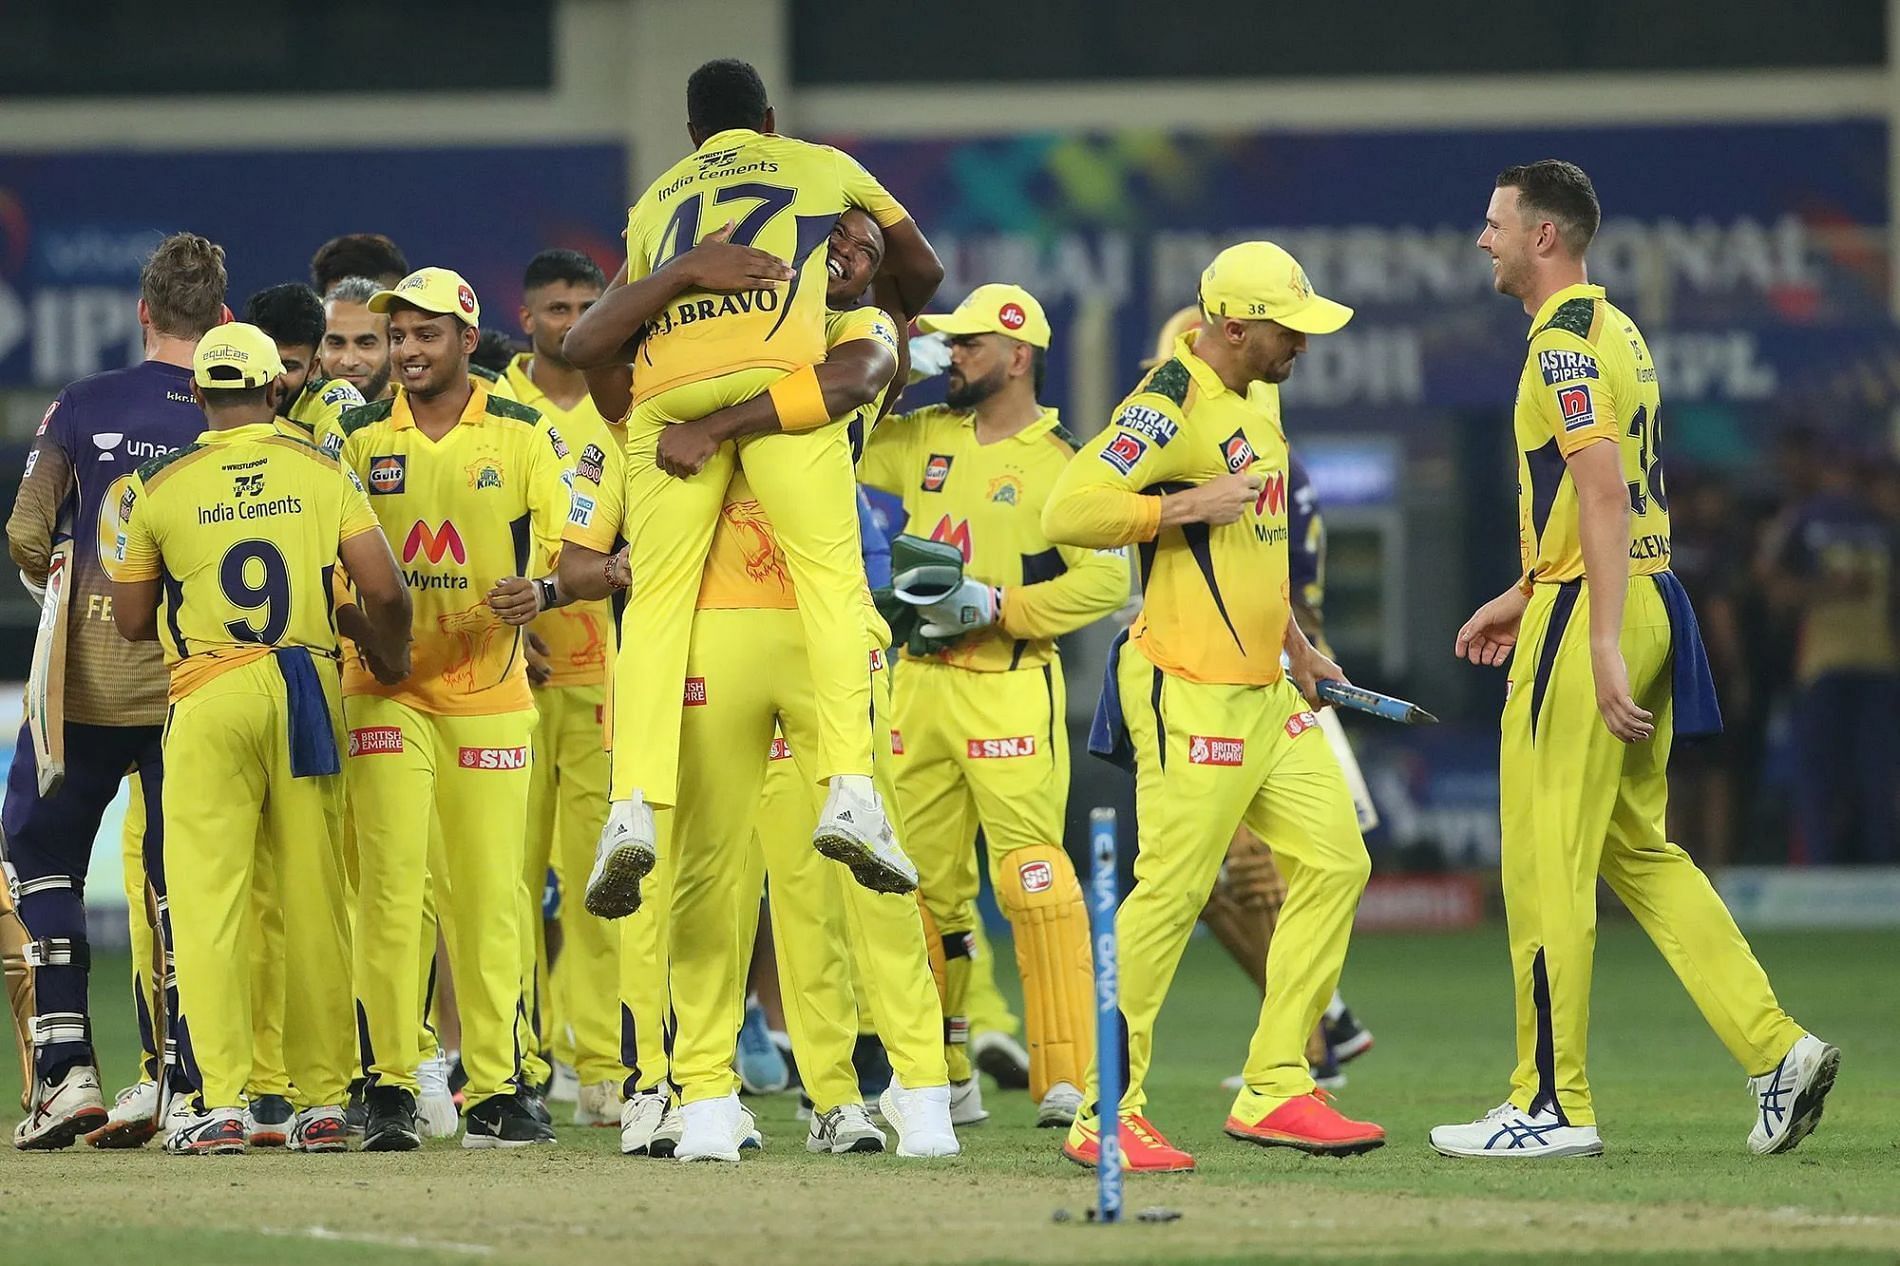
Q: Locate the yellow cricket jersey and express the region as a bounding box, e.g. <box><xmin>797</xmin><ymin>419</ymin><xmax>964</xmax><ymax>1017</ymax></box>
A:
<box><xmin>859</xmin><ymin>404</ymin><xmax>1128</xmax><ymax>672</ymax></box>
<box><xmin>1043</xmin><ymin>334</ymin><xmax>1295</xmax><ymax>687</ymax></box>
<box><xmin>106</xmin><ymin>423</ymin><xmax>380</xmax><ymax>702</ymax></box>
<box><xmin>623</xmin><ymin>128</ymin><xmax>908</xmax><ymax>405</ymax></box>
<box><xmin>337</xmin><ymin>383</ymin><xmax>573</xmax><ymax>715</ymax></box>
<box><xmin>283</xmin><ymin>374</ymin><xmax>366</xmax><ymax>445</ymax></box>
<box><xmin>506</xmin><ymin>352</ymin><xmax>618</xmax><ymax>689</ymax></box>
<box><xmin>1516</xmin><ymin>283</ymin><xmax>1670</xmax><ymax>585</ymax></box>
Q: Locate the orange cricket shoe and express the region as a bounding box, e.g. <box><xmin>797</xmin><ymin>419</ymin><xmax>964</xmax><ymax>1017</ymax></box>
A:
<box><xmin>1225</xmin><ymin>1089</ymin><xmax>1385</xmax><ymax>1156</ymax></box>
<box><xmin>1063</xmin><ymin>1111</ymin><xmax>1196</xmax><ymax>1173</ymax></box>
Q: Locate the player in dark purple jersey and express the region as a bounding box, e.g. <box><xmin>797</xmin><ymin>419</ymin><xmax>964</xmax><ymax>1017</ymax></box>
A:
<box><xmin>4</xmin><ymin>233</ymin><xmax>228</xmax><ymax>1150</ymax></box>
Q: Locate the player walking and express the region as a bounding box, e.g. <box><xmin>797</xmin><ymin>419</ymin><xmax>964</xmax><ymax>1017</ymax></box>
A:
<box><xmin>1044</xmin><ymin>242</ymin><xmax>1385</xmax><ymax>1171</ymax></box>
<box><xmin>5</xmin><ymin>234</ymin><xmax>227</xmax><ymax>1150</ymax></box>
<box><xmin>857</xmin><ymin>285</ymin><xmax>1128</xmax><ymax>1129</ymax></box>
<box><xmin>106</xmin><ymin>323</ymin><xmax>410</xmax><ymax>1155</ymax></box>
<box><xmin>335</xmin><ymin>268</ymin><xmax>573</xmax><ymax>1150</ymax></box>
<box><xmin>1432</xmin><ymin>161</ymin><xmax>1836</xmax><ymax>1159</ymax></box>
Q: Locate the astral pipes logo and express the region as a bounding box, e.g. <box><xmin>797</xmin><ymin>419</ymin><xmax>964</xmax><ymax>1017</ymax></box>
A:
<box><xmin>402</xmin><ymin>520</ymin><xmax>465</xmax><ymax>565</ymax></box>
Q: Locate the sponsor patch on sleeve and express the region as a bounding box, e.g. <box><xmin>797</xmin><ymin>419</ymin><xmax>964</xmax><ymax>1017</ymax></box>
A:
<box><xmin>577</xmin><ymin>443</ymin><xmax>606</xmax><ymax>485</ymax></box>
<box><xmin>1556</xmin><ymin>384</ymin><xmax>1595</xmax><ymax>431</ymax></box>
<box><xmin>1099</xmin><ymin>431</ymin><xmax>1148</xmax><ymax>475</ymax></box>
<box><xmin>1112</xmin><ymin>404</ymin><xmax>1179</xmax><ymax>447</ymax></box>
<box><xmin>547</xmin><ymin>426</ymin><xmax>570</xmax><ymax>459</ymax></box>
<box><xmin>1538</xmin><ymin>348</ymin><xmax>1599</xmax><ymax>386</ymax></box>
<box><xmin>568</xmin><ymin>493</ymin><xmax>597</xmax><ymax>527</ymax></box>
<box><xmin>321</xmin><ymin>381</ymin><xmax>365</xmax><ymax>408</ymax></box>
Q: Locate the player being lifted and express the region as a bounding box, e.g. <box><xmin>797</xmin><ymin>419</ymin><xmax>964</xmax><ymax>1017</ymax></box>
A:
<box><xmin>1432</xmin><ymin>161</ymin><xmax>1836</xmax><ymax>1159</ymax></box>
<box><xmin>562</xmin><ymin>59</ymin><xmax>943</xmax><ymax>917</ymax></box>
<box><xmin>1045</xmin><ymin>243</ymin><xmax>1385</xmax><ymax>1171</ymax></box>
<box><xmin>855</xmin><ymin>285</ymin><xmax>1128</xmax><ymax>1129</ymax></box>
<box><xmin>107</xmin><ymin>323</ymin><xmax>410</xmax><ymax>1154</ymax></box>
<box><xmin>334</xmin><ymin>268</ymin><xmax>574</xmax><ymax>1151</ymax></box>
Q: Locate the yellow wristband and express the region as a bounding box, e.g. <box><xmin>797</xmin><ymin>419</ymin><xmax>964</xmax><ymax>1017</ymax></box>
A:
<box><xmin>767</xmin><ymin>365</ymin><xmax>832</xmax><ymax>432</ymax></box>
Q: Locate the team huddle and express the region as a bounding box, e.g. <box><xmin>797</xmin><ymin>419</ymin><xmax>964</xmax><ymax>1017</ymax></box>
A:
<box><xmin>2</xmin><ymin>59</ymin><xmax>1839</xmax><ymax>1167</ymax></box>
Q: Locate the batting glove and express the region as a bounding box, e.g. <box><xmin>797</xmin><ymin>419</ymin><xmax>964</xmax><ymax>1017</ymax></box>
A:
<box><xmin>916</xmin><ymin>578</ymin><xmax>1002</xmax><ymax>639</ymax></box>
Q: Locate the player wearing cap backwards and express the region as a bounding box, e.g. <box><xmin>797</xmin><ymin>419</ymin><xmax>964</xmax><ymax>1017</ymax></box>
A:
<box><xmin>1432</xmin><ymin>161</ymin><xmax>1832</xmax><ymax>1160</ymax></box>
<box><xmin>1045</xmin><ymin>242</ymin><xmax>1386</xmax><ymax>1171</ymax></box>
<box><xmin>501</xmin><ymin>248</ymin><xmax>630</xmax><ymax>1127</ymax></box>
<box><xmin>333</xmin><ymin>268</ymin><xmax>574</xmax><ymax>1151</ymax></box>
<box><xmin>855</xmin><ymin>285</ymin><xmax>1128</xmax><ymax>1129</ymax></box>
<box><xmin>562</xmin><ymin>58</ymin><xmax>943</xmax><ymax>917</ymax></box>
<box><xmin>105</xmin><ymin>323</ymin><xmax>411</xmax><ymax>1154</ymax></box>
<box><xmin>554</xmin><ymin>209</ymin><xmax>959</xmax><ymax>1161</ymax></box>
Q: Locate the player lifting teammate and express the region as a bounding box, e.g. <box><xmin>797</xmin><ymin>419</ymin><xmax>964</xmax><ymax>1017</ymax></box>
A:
<box><xmin>562</xmin><ymin>59</ymin><xmax>943</xmax><ymax>918</ymax></box>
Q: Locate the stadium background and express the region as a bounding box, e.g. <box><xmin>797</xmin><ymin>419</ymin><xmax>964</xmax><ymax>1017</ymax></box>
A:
<box><xmin>1</xmin><ymin>0</ymin><xmax>1896</xmax><ymax>938</ymax></box>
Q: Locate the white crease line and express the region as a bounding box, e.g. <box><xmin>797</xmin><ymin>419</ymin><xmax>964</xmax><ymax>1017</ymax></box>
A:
<box><xmin>260</xmin><ymin>1225</ymin><xmax>496</xmax><ymax>1256</ymax></box>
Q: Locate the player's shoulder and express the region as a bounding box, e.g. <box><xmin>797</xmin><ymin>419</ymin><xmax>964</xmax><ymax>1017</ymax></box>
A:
<box><xmin>825</xmin><ymin>304</ymin><xmax>899</xmax><ymax>350</ymax></box>
<box><xmin>1531</xmin><ymin>293</ymin><xmax>1606</xmax><ymax>349</ymax></box>
<box><xmin>135</xmin><ymin>440</ymin><xmax>208</xmax><ymax>488</ymax></box>
<box><xmin>1103</xmin><ymin>362</ymin><xmax>1192</xmax><ymax>451</ymax></box>
<box><xmin>1038</xmin><ymin>411</ymin><xmax>1082</xmax><ymax>456</ymax></box>
<box><xmin>338</xmin><ymin>396</ymin><xmax>397</xmax><ymax>438</ymax></box>
<box><xmin>890</xmin><ymin>403</ymin><xmax>963</xmax><ymax>439</ymax></box>
<box><xmin>261</xmin><ymin>431</ymin><xmax>342</xmax><ymax>470</ymax></box>
<box><xmin>309</xmin><ymin>375</ymin><xmax>365</xmax><ymax>411</ymax></box>
<box><xmin>483</xmin><ymin>392</ymin><xmax>542</xmax><ymax>426</ymax></box>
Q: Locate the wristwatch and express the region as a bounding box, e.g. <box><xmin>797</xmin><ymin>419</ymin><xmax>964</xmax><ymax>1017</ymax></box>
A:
<box><xmin>535</xmin><ymin>577</ymin><xmax>558</xmax><ymax>611</ymax></box>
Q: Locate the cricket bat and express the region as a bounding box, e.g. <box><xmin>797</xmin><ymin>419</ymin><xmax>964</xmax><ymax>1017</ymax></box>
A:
<box><xmin>24</xmin><ymin>537</ymin><xmax>73</xmax><ymax>798</ymax></box>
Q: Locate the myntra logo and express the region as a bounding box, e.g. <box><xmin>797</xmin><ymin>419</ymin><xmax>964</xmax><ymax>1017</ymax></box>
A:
<box><xmin>403</xmin><ymin>520</ymin><xmax>466</xmax><ymax>565</ymax></box>
<box><xmin>929</xmin><ymin>515</ymin><xmax>973</xmax><ymax>564</ymax></box>
<box><xmin>1254</xmin><ymin>470</ymin><xmax>1286</xmax><ymax>517</ymax></box>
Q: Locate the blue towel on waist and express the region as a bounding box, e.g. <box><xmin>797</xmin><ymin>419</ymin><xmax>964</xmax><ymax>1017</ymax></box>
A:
<box><xmin>274</xmin><ymin>646</ymin><xmax>341</xmax><ymax>777</ymax></box>
<box><xmin>1087</xmin><ymin>628</ymin><xmax>1136</xmax><ymax>772</ymax></box>
<box><xmin>1651</xmin><ymin>571</ymin><xmax>1722</xmax><ymax>738</ymax></box>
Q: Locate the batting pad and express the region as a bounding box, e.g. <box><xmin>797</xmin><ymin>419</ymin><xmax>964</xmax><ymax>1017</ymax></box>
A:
<box><xmin>995</xmin><ymin>843</ymin><xmax>1094</xmax><ymax>1100</ymax></box>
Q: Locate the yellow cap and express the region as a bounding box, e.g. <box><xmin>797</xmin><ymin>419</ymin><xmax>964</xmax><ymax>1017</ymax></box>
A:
<box><xmin>1143</xmin><ymin>304</ymin><xmax>1204</xmax><ymax>368</ymax></box>
<box><xmin>369</xmin><ymin>267</ymin><xmax>480</xmax><ymax>326</ymax></box>
<box><xmin>192</xmin><ymin>322</ymin><xmax>285</xmax><ymax>390</ymax></box>
<box><xmin>1198</xmin><ymin>242</ymin><xmax>1352</xmax><ymax>334</ymax></box>
<box><xmin>916</xmin><ymin>283</ymin><xmax>1051</xmax><ymax>349</ymax></box>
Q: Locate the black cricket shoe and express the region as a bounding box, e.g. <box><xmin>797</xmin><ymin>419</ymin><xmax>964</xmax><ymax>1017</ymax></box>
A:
<box><xmin>344</xmin><ymin>1078</ymin><xmax>368</xmax><ymax>1136</ymax></box>
<box><xmin>463</xmin><ymin>1092</ymin><xmax>556</xmax><ymax>1149</ymax></box>
<box><xmin>1324</xmin><ymin>1006</ymin><xmax>1375</xmax><ymax>1065</ymax></box>
<box><xmin>246</xmin><ymin>1093</ymin><xmax>295</xmax><ymax>1148</ymax></box>
<box><xmin>361</xmin><ymin>1085</ymin><xmax>421</xmax><ymax>1152</ymax></box>
<box><xmin>520</xmin><ymin>1085</ymin><xmax>553</xmax><ymax>1127</ymax></box>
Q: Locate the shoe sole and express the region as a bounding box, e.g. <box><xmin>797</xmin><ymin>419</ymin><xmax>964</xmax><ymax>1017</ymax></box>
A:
<box><xmin>1429</xmin><ymin>1138</ymin><xmax>1604</xmax><ymax>1159</ymax></box>
<box><xmin>1060</xmin><ymin>1143</ymin><xmax>1196</xmax><ymax>1173</ymax></box>
<box><xmin>1036</xmin><ymin>1109</ymin><xmax>1079</xmax><ymax>1129</ymax></box>
<box><xmin>677</xmin><ymin>1149</ymin><xmax>741</xmax><ymax>1162</ymax></box>
<box><xmin>16</xmin><ymin>1106</ymin><xmax>109</xmax><ymax>1151</ymax></box>
<box><xmin>461</xmin><ymin>1134</ymin><xmax>554</xmax><ymax>1149</ymax></box>
<box><xmin>808</xmin><ymin>1134</ymin><xmax>886</xmax><ymax>1154</ymax></box>
<box><xmin>811</xmin><ymin>831</ymin><xmax>917</xmax><ymax>895</ymax></box>
<box><xmin>584</xmin><ymin>840</ymin><xmax>655</xmax><ymax>918</ymax></box>
<box><xmin>974</xmin><ymin>1047</ymin><xmax>1031</xmax><ymax>1091</ymax></box>
<box><xmin>361</xmin><ymin>1127</ymin><xmax>421</xmax><ymax>1152</ymax></box>
<box><xmin>247</xmin><ymin>1130</ymin><xmax>289</xmax><ymax>1148</ymax></box>
<box><xmin>290</xmin><ymin>1138</ymin><xmax>350</xmax><ymax>1153</ymax></box>
<box><xmin>87</xmin><ymin>1118</ymin><xmax>158</xmax><ymax>1149</ymax></box>
<box><xmin>1331</xmin><ymin>1032</ymin><xmax>1375</xmax><ymax>1064</ymax></box>
<box><xmin>171</xmin><ymin>1141</ymin><xmax>247</xmax><ymax>1156</ymax></box>
<box><xmin>1758</xmin><ymin>1044</ymin><xmax>1841</xmax><ymax>1156</ymax></box>
<box><xmin>1226</xmin><ymin>1125</ymin><xmax>1386</xmax><ymax>1157</ymax></box>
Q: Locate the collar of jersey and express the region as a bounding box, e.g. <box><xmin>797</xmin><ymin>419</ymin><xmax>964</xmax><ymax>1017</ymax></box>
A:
<box><xmin>504</xmin><ymin>352</ymin><xmax>544</xmax><ymax>407</ymax></box>
<box><xmin>957</xmin><ymin>405</ymin><xmax>1063</xmax><ymax>443</ymax></box>
<box><xmin>697</xmin><ymin>127</ymin><xmax>763</xmax><ymax>153</ymax></box>
<box><xmin>1173</xmin><ymin>332</ymin><xmax>1234</xmax><ymax>399</ymax></box>
<box><xmin>1527</xmin><ymin>283</ymin><xmax>1605</xmax><ymax>339</ymax></box>
<box><xmin>390</xmin><ymin>381</ymin><xmax>490</xmax><ymax>432</ymax></box>
<box><xmin>194</xmin><ymin>421</ymin><xmax>279</xmax><ymax>446</ymax></box>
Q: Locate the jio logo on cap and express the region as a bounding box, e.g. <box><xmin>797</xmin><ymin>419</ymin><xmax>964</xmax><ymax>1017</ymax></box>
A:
<box><xmin>998</xmin><ymin>302</ymin><xmax>1026</xmax><ymax>331</ymax></box>
<box><xmin>457</xmin><ymin>284</ymin><xmax>476</xmax><ymax>314</ymax></box>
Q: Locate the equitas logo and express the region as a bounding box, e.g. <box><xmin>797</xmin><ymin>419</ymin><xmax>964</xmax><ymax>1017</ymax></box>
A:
<box><xmin>403</xmin><ymin>520</ymin><xmax>465</xmax><ymax>565</ymax></box>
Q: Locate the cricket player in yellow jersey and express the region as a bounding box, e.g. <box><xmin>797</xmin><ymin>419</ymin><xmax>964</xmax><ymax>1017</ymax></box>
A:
<box><xmin>503</xmin><ymin>248</ymin><xmax>628</xmax><ymax>1126</ymax></box>
<box><xmin>106</xmin><ymin>323</ymin><xmax>411</xmax><ymax>1155</ymax></box>
<box><xmin>335</xmin><ymin>268</ymin><xmax>573</xmax><ymax>1151</ymax></box>
<box><xmin>562</xmin><ymin>59</ymin><xmax>943</xmax><ymax>911</ymax></box>
<box><xmin>855</xmin><ymin>285</ymin><xmax>1127</xmax><ymax>1129</ymax></box>
<box><xmin>1045</xmin><ymin>242</ymin><xmax>1387</xmax><ymax>1171</ymax></box>
<box><xmin>1433</xmin><ymin>162</ymin><xmax>1834</xmax><ymax>1160</ymax></box>
<box><xmin>562</xmin><ymin>211</ymin><xmax>958</xmax><ymax>1159</ymax></box>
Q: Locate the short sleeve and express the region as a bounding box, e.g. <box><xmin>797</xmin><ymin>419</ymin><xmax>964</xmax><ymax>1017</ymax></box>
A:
<box><xmin>1527</xmin><ymin>330</ymin><xmax>1619</xmax><ymax>457</ymax></box>
<box><xmin>856</xmin><ymin>408</ymin><xmax>913</xmax><ymax>496</ymax></box>
<box><xmin>834</xmin><ymin>148</ymin><xmax>908</xmax><ymax>229</ymax></box>
<box><xmin>337</xmin><ymin>464</ymin><xmax>379</xmax><ymax>543</ymax></box>
<box><xmin>107</xmin><ymin>476</ymin><xmax>160</xmax><ymax>582</ymax></box>
<box><xmin>562</xmin><ymin>441</ymin><xmax>621</xmax><ymax>554</ymax></box>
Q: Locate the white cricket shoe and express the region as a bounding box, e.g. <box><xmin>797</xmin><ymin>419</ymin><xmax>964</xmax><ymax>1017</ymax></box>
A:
<box><xmin>1748</xmin><ymin>1033</ymin><xmax>1840</xmax><ymax>1156</ymax></box>
<box><xmin>416</xmin><ymin>1052</ymin><xmax>460</xmax><ymax>1139</ymax></box>
<box><xmin>13</xmin><ymin>1064</ymin><xmax>107</xmax><ymax>1150</ymax></box>
<box><xmin>575</xmin><ymin>1079</ymin><xmax>623</xmax><ymax>1128</ymax></box>
<box><xmin>811</xmin><ymin>782</ymin><xmax>917</xmax><ymax>895</ymax></box>
<box><xmin>675</xmin><ymin>1093</ymin><xmax>760</xmax><ymax>1163</ymax></box>
<box><xmin>161</xmin><ymin>1086</ymin><xmax>199</xmax><ymax>1141</ymax></box>
<box><xmin>620</xmin><ymin>1090</ymin><xmax>669</xmax><ymax>1155</ymax></box>
<box><xmin>1429</xmin><ymin>1100</ymin><xmax>1603</xmax><ymax>1159</ymax></box>
<box><xmin>806</xmin><ymin>1102</ymin><xmax>887</xmax><ymax>1154</ymax></box>
<box><xmin>87</xmin><ymin>1079</ymin><xmax>159</xmax><ymax>1148</ymax></box>
<box><xmin>948</xmin><ymin>1077</ymin><xmax>988</xmax><ymax>1126</ymax></box>
<box><xmin>1036</xmin><ymin>1080</ymin><xmax>1085</xmax><ymax>1129</ymax></box>
<box><xmin>878</xmin><ymin>1078</ymin><xmax>960</xmax><ymax>1158</ymax></box>
<box><xmin>164</xmin><ymin>1105</ymin><xmax>247</xmax><ymax>1156</ymax></box>
<box><xmin>584</xmin><ymin>795</ymin><xmax>658</xmax><ymax>917</ymax></box>
<box><xmin>287</xmin><ymin>1106</ymin><xmax>350</xmax><ymax>1153</ymax></box>
<box><xmin>650</xmin><ymin>1103</ymin><xmax>685</xmax><ymax>1158</ymax></box>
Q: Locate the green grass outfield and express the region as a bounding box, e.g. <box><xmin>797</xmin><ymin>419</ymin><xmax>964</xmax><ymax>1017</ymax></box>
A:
<box><xmin>3</xmin><ymin>925</ymin><xmax>1897</xmax><ymax>1265</ymax></box>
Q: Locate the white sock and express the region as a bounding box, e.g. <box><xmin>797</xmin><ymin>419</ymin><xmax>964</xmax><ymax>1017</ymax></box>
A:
<box><xmin>1325</xmin><ymin>990</ymin><xmax>1346</xmax><ymax>1022</ymax></box>
<box><xmin>831</xmin><ymin>774</ymin><xmax>874</xmax><ymax>800</ymax></box>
